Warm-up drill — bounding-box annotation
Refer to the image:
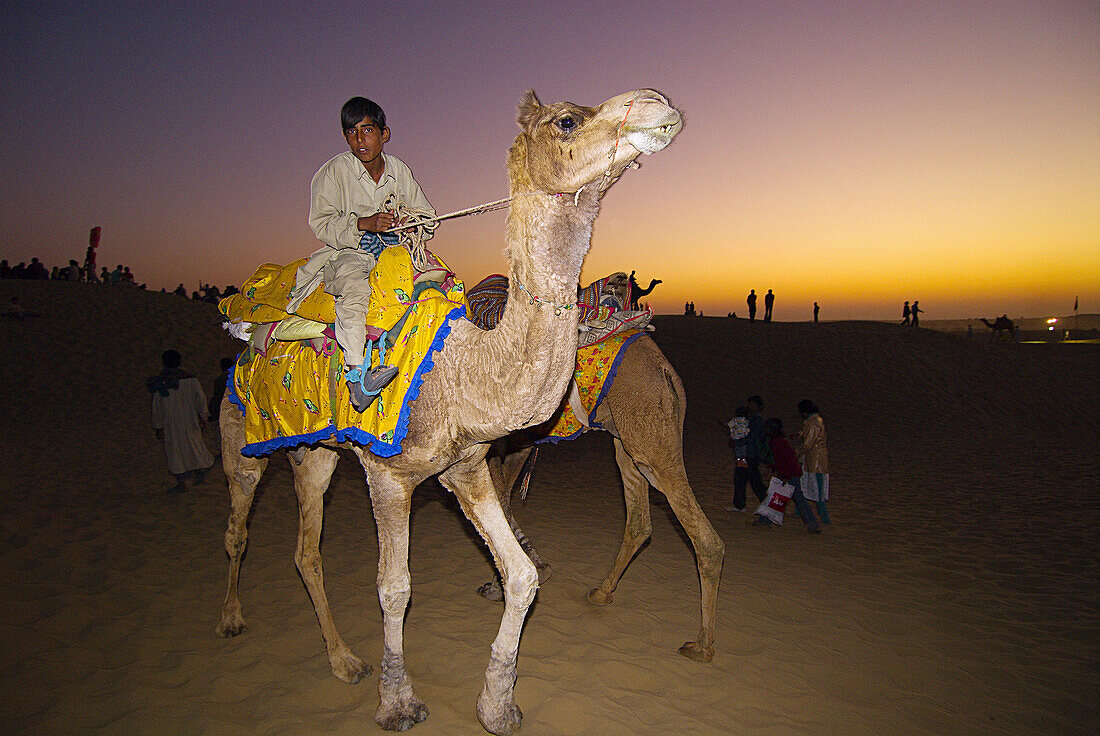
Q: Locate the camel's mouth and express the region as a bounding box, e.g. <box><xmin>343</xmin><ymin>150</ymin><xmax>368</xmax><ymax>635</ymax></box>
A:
<box><xmin>625</xmin><ymin>122</ymin><xmax>681</xmax><ymax>155</ymax></box>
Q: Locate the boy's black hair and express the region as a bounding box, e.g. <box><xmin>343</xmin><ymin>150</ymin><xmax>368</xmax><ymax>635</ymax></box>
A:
<box><xmin>764</xmin><ymin>417</ymin><xmax>784</xmax><ymax>437</ymax></box>
<box><xmin>734</xmin><ymin>406</ymin><xmax>750</xmax><ymax>417</ymax></box>
<box><xmin>162</xmin><ymin>349</ymin><xmax>182</xmax><ymax>369</ymax></box>
<box><xmin>341</xmin><ymin>97</ymin><xmax>386</xmax><ymax>132</ymax></box>
<box><xmin>747</xmin><ymin>394</ymin><xmax>763</xmax><ymax>408</ymax></box>
<box><xmin>797</xmin><ymin>399</ymin><xmax>819</xmax><ymax>415</ymax></box>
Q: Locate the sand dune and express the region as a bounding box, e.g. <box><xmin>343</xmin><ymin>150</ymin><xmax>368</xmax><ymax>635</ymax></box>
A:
<box><xmin>1</xmin><ymin>280</ymin><xmax>1097</xmax><ymax>735</ymax></box>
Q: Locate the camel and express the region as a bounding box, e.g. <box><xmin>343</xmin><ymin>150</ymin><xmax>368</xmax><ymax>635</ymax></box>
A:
<box><xmin>215</xmin><ymin>89</ymin><xmax>683</xmax><ymax>735</ymax></box>
<box><xmin>980</xmin><ymin>315</ymin><xmax>1017</xmax><ymax>342</ymax></box>
<box><xmin>628</xmin><ymin>270</ymin><xmax>662</xmax><ymax>310</ymax></box>
<box><xmin>478</xmin><ymin>326</ymin><xmax>724</xmax><ymax>663</ymax></box>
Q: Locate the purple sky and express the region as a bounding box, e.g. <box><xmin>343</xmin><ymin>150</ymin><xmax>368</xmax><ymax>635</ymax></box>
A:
<box><xmin>2</xmin><ymin>1</ymin><xmax>1097</xmax><ymax>319</ymax></box>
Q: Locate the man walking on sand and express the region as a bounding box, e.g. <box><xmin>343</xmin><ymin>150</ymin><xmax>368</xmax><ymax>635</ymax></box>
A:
<box><xmin>149</xmin><ymin>350</ymin><xmax>214</xmax><ymax>493</ymax></box>
<box><xmin>764</xmin><ymin>289</ymin><xmax>774</xmax><ymax>322</ymax></box>
<box><xmin>747</xmin><ymin>289</ymin><xmax>757</xmax><ymax>321</ymax></box>
<box><xmin>911</xmin><ymin>300</ymin><xmax>923</xmax><ymax>327</ymax></box>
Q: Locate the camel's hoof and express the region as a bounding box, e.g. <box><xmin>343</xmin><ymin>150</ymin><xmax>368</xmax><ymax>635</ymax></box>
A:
<box><xmin>331</xmin><ymin>652</ymin><xmax>372</xmax><ymax>684</ymax></box>
<box><xmin>477</xmin><ymin>698</ymin><xmax>523</xmax><ymax>736</ymax></box>
<box><xmin>586</xmin><ymin>587</ymin><xmax>613</xmax><ymax>606</ymax></box>
<box><xmin>477</xmin><ymin>579</ymin><xmax>505</xmax><ymax>603</ymax></box>
<box><xmin>215</xmin><ymin>612</ymin><xmax>247</xmax><ymax>637</ymax></box>
<box><xmin>375</xmin><ymin>698</ymin><xmax>429</xmax><ymax>731</ymax></box>
<box><xmin>677</xmin><ymin>641</ymin><xmax>714</xmax><ymax>662</ymax></box>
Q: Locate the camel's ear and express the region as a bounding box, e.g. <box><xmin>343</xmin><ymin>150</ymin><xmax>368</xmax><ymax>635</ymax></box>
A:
<box><xmin>517</xmin><ymin>89</ymin><xmax>542</xmax><ymax>129</ymax></box>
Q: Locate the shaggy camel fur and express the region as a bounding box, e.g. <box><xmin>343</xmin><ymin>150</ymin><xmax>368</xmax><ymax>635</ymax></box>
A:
<box><xmin>215</xmin><ymin>89</ymin><xmax>682</xmax><ymax>735</ymax></box>
<box><xmin>482</xmin><ymin>334</ymin><xmax>724</xmax><ymax>663</ymax></box>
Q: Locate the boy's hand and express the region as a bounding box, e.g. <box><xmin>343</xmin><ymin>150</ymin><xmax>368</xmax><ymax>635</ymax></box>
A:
<box><xmin>360</xmin><ymin>211</ymin><xmax>396</xmax><ymax>233</ymax></box>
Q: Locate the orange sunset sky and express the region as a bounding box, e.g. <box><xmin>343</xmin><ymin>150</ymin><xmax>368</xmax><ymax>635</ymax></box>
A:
<box><xmin>2</xmin><ymin>1</ymin><xmax>1097</xmax><ymax>320</ymax></box>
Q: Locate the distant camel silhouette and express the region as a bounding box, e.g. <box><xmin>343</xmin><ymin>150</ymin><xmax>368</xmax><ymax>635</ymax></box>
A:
<box><xmin>628</xmin><ymin>270</ymin><xmax>662</xmax><ymax>309</ymax></box>
<box><xmin>980</xmin><ymin>316</ymin><xmax>1017</xmax><ymax>342</ymax></box>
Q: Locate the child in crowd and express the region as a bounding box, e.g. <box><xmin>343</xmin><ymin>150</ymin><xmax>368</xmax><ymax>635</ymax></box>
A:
<box><xmin>149</xmin><ymin>350</ymin><xmax>214</xmax><ymax>493</ymax></box>
<box><xmin>287</xmin><ymin>96</ymin><xmax>436</xmax><ymax>412</ymax></box>
<box><xmin>792</xmin><ymin>399</ymin><xmax>830</xmax><ymax>524</ymax></box>
<box><xmin>722</xmin><ymin>407</ymin><xmax>752</xmax><ymax>511</ymax></box>
<box><xmin>751</xmin><ymin>417</ymin><xmax>821</xmax><ymax>532</ymax></box>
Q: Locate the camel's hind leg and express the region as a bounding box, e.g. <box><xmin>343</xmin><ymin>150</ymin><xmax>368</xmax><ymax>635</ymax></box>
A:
<box><xmin>593</xmin><ymin>339</ymin><xmax>725</xmax><ymax>662</ymax></box>
<box><xmin>479</xmin><ymin>443</ymin><xmax>551</xmax><ymax>602</ymax></box>
<box><xmin>440</xmin><ymin>452</ymin><xmax>538</xmax><ymax>736</ymax></box>
<box><xmin>614</xmin><ymin>433</ymin><xmax>724</xmax><ymax>662</ymax></box>
<box><xmin>290</xmin><ymin>446</ymin><xmax>370</xmax><ymax>684</ymax></box>
<box><xmin>215</xmin><ymin>396</ymin><xmax>268</xmax><ymax>637</ymax></box>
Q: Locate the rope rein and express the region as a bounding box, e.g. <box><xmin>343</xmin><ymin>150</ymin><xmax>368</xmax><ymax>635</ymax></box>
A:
<box><xmin>381</xmin><ymin>98</ymin><xmax>638</xmax><ymax>311</ymax></box>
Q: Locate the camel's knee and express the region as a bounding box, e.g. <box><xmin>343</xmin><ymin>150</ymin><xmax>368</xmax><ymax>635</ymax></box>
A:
<box><xmin>696</xmin><ymin>532</ymin><xmax>725</xmax><ymax>576</ymax></box>
<box><xmin>234</xmin><ymin>467</ymin><xmax>263</xmax><ymax>493</ymax></box>
<box><xmin>294</xmin><ymin>546</ymin><xmax>322</xmax><ymax>578</ymax></box>
<box><xmin>502</xmin><ymin>557</ymin><xmax>538</xmax><ymax>610</ymax></box>
<box><xmin>224</xmin><ymin>522</ymin><xmax>248</xmax><ymax>557</ymax></box>
<box><xmin>378</xmin><ymin>581</ymin><xmax>411</xmax><ymax>616</ymax></box>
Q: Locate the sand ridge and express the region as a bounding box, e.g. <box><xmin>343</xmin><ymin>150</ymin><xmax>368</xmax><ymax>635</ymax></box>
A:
<box><xmin>0</xmin><ymin>281</ymin><xmax>1097</xmax><ymax>735</ymax></box>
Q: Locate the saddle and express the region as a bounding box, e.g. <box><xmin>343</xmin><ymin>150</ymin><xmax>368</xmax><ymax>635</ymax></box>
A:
<box><xmin>465</xmin><ymin>271</ymin><xmax>654</xmax><ymax>346</ymax></box>
<box><xmin>219</xmin><ymin>247</ymin><xmax>468</xmax><ymax>457</ymax></box>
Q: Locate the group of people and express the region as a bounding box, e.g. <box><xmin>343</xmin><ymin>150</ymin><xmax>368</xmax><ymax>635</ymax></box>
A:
<box><xmin>721</xmin><ymin>394</ymin><xmax>830</xmax><ymax>533</ymax></box>
<box><xmin>745</xmin><ymin>289</ymin><xmax>776</xmax><ymax>321</ymax></box>
<box><xmin>0</xmin><ymin>257</ymin><xmax>138</xmax><ymax>285</ymax></box>
<box><xmin>170</xmin><ymin>282</ymin><xmax>238</xmax><ymax>303</ymax></box>
<box><xmin>901</xmin><ymin>300</ymin><xmax>924</xmax><ymax>326</ymax></box>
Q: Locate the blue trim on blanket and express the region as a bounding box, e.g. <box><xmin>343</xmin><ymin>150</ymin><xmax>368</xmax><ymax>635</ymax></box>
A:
<box><xmin>242</xmin><ymin>425</ymin><xmax>338</xmax><ymax>457</ymax></box>
<box><xmin>227</xmin><ymin>354</ymin><xmax>246</xmax><ymax>415</ymax></box>
<box><xmin>534</xmin><ymin>330</ymin><xmax>646</xmax><ymax>445</ymax></box>
<box><xmin>235</xmin><ymin>304</ymin><xmax>466</xmax><ymax>458</ymax></box>
<box><xmin>334</xmin><ymin>303</ymin><xmax>465</xmax><ymax>458</ymax></box>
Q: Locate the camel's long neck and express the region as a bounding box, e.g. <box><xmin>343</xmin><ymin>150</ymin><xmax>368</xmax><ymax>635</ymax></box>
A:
<box><xmin>474</xmin><ymin>187</ymin><xmax>600</xmax><ymax>433</ymax></box>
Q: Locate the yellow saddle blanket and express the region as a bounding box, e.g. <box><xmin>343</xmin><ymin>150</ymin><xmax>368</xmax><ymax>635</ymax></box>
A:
<box><xmin>538</xmin><ymin>329</ymin><xmax>644</xmax><ymax>442</ymax></box>
<box><xmin>222</xmin><ymin>248</ymin><xmax>467</xmax><ymax>457</ymax></box>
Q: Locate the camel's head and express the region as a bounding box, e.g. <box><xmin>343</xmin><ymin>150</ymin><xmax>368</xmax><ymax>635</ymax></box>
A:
<box><xmin>508</xmin><ymin>89</ymin><xmax>683</xmax><ymax>195</ymax></box>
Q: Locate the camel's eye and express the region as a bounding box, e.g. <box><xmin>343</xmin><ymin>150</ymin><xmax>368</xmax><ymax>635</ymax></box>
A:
<box><xmin>556</xmin><ymin>115</ymin><xmax>577</xmax><ymax>132</ymax></box>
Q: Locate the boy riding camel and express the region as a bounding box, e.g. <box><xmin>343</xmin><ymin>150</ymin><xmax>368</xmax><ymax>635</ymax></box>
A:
<box><xmin>287</xmin><ymin>96</ymin><xmax>435</xmax><ymax>411</ymax></box>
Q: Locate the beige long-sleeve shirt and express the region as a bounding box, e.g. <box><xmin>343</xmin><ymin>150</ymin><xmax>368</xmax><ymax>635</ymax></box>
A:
<box><xmin>794</xmin><ymin>413</ymin><xmax>829</xmax><ymax>474</ymax></box>
<box><xmin>289</xmin><ymin>151</ymin><xmax>434</xmax><ymax>311</ymax></box>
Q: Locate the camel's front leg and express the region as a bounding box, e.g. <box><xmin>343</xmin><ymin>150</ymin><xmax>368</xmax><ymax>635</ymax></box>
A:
<box><xmin>366</xmin><ymin>472</ymin><xmax>429</xmax><ymax>731</ymax></box>
<box><xmin>587</xmin><ymin>437</ymin><xmax>653</xmax><ymax>607</ymax></box>
<box><xmin>216</xmin><ymin>399</ymin><xmax>268</xmax><ymax>637</ymax></box>
<box><xmin>290</xmin><ymin>446</ymin><xmax>369</xmax><ymax>684</ymax></box>
<box><xmin>441</xmin><ymin>456</ymin><xmax>539</xmax><ymax>736</ymax></box>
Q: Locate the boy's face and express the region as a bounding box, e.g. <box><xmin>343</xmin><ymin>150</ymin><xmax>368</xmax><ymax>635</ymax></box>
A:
<box><xmin>344</xmin><ymin>117</ymin><xmax>390</xmax><ymax>169</ymax></box>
